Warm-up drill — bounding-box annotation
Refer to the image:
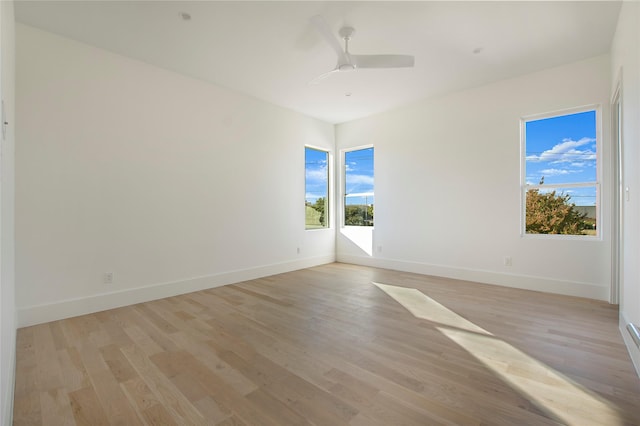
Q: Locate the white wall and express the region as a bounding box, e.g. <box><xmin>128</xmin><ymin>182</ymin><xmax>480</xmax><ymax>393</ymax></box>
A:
<box><xmin>15</xmin><ymin>24</ymin><xmax>335</xmax><ymax>326</ymax></box>
<box><xmin>611</xmin><ymin>1</ymin><xmax>640</xmax><ymax>375</ymax></box>
<box><xmin>0</xmin><ymin>2</ymin><xmax>15</xmax><ymax>424</ymax></box>
<box><xmin>336</xmin><ymin>55</ymin><xmax>612</xmax><ymax>300</ymax></box>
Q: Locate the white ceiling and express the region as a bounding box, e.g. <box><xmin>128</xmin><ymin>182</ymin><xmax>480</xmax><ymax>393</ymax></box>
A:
<box><xmin>15</xmin><ymin>1</ymin><xmax>622</xmax><ymax>124</ymax></box>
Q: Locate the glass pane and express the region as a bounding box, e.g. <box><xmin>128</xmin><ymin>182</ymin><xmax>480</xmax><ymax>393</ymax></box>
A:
<box><xmin>525</xmin><ymin>110</ymin><xmax>596</xmax><ymax>186</ymax></box>
<box><xmin>305</xmin><ymin>147</ymin><xmax>329</xmax><ymax>229</ymax></box>
<box><xmin>345</xmin><ymin>148</ymin><xmax>374</xmax><ymax>226</ymax></box>
<box><xmin>525</xmin><ymin>186</ymin><xmax>596</xmax><ymax>235</ymax></box>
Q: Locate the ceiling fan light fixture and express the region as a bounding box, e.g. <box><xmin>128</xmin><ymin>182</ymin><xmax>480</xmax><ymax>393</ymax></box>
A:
<box><xmin>310</xmin><ymin>15</ymin><xmax>415</xmax><ymax>84</ymax></box>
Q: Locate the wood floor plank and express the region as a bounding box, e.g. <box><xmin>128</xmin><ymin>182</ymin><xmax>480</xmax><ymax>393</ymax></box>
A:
<box><xmin>141</xmin><ymin>403</ymin><xmax>180</xmax><ymax>426</ymax></box>
<box><xmin>168</xmin><ymin>372</ymin><xmax>209</xmax><ymax>403</ymax></box>
<box><xmin>13</xmin><ymin>263</ymin><xmax>640</xmax><ymax>425</ymax></box>
<box><xmin>74</xmin><ymin>339</ymin><xmax>142</xmax><ymax>426</ymax></box>
<box><xmin>32</xmin><ymin>324</ymin><xmax>65</xmax><ymax>392</ymax></box>
<box><xmin>169</xmin><ymin>351</ymin><xmax>283</xmax><ymax>426</ymax></box>
<box><xmin>82</xmin><ymin>369</ymin><xmax>143</xmax><ymax>426</ymax></box>
<box><xmin>39</xmin><ymin>389</ymin><xmax>75</xmax><ymax>426</ymax></box>
<box><xmin>92</xmin><ymin>311</ymin><xmax>134</xmax><ymax>348</ymax></box>
<box><xmin>56</xmin><ymin>348</ymin><xmax>90</xmax><ymax>392</ymax></box>
<box><xmin>48</xmin><ymin>322</ymin><xmax>69</xmax><ymax>351</ymax></box>
<box><xmin>214</xmin><ymin>415</ymin><xmax>247</xmax><ymax>426</ymax></box>
<box><xmin>192</xmin><ymin>396</ymin><xmax>231</xmax><ymax>424</ymax></box>
<box><xmin>120</xmin><ymin>376</ymin><xmax>161</xmax><ymax>420</ymax></box>
<box><xmin>99</xmin><ymin>344</ymin><xmax>138</xmax><ymax>384</ymax></box>
<box><xmin>122</xmin><ymin>307</ymin><xmax>180</xmax><ymax>353</ymax></box>
<box><xmin>14</xmin><ymin>328</ymin><xmax>37</xmax><ymax>400</ymax></box>
<box><xmin>134</xmin><ymin>303</ymin><xmax>179</xmax><ymax>335</ymax></box>
<box><xmin>12</xmin><ymin>393</ymin><xmax>41</xmax><ymax>426</ymax></box>
<box><xmin>68</xmin><ymin>386</ymin><xmax>110</xmax><ymax>426</ymax></box>
<box><xmin>120</xmin><ymin>345</ymin><xmax>206</xmax><ymax>425</ymax></box>
<box><xmin>167</xmin><ymin>331</ymin><xmax>258</xmax><ymax>396</ymax></box>
<box><xmin>122</xmin><ymin>325</ymin><xmax>164</xmax><ymax>356</ymax></box>
<box><xmin>244</xmin><ymin>387</ymin><xmax>312</xmax><ymax>426</ymax></box>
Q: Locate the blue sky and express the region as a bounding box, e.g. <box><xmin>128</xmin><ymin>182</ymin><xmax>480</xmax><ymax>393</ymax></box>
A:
<box><xmin>345</xmin><ymin>148</ymin><xmax>374</xmax><ymax>205</ymax></box>
<box><xmin>525</xmin><ymin>110</ymin><xmax>596</xmax><ymax>206</ymax></box>
<box><xmin>304</xmin><ymin>147</ymin><xmax>374</xmax><ymax>204</ymax></box>
<box><xmin>305</xmin><ymin>147</ymin><xmax>328</xmax><ymax>203</ymax></box>
<box><xmin>305</xmin><ymin>147</ymin><xmax>375</xmax><ymax>205</ymax></box>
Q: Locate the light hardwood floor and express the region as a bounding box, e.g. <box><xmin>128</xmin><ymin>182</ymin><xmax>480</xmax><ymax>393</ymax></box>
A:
<box><xmin>13</xmin><ymin>263</ymin><xmax>640</xmax><ymax>425</ymax></box>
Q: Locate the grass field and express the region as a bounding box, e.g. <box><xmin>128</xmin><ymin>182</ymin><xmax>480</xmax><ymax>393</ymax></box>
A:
<box><xmin>305</xmin><ymin>205</ymin><xmax>324</xmax><ymax>229</ymax></box>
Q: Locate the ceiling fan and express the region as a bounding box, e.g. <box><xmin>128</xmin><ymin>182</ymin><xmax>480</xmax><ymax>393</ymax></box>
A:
<box><xmin>310</xmin><ymin>15</ymin><xmax>415</xmax><ymax>84</ymax></box>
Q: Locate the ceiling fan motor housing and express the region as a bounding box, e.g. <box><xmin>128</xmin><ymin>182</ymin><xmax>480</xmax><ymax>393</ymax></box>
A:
<box><xmin>339</xmin><ymin>26</ymin><xmax>355</xmax><ymax>40</ymax></box>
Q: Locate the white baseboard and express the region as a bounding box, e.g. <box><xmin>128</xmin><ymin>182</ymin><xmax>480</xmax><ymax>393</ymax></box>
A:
<box><xmin>17</xmin><ymin>255</ymin><xmax>335</xmax><ymax>328</ymax></box>
<box><xmin>337</xmin><ymin>254</ymin><xmax>609</xmax><ymax>301</ymax></box>
<box><xmin>620</xmin><ymin>311</ymin><xmax>640</xmax><ymax>378</ymax></box>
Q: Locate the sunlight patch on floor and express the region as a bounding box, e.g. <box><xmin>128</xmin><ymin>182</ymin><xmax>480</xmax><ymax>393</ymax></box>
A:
<box><xmin>373</xmin><ymin>282</ymin><xmax>488</xmax><ymax>335</ymax></box>
<box><xmin>373</xmin><ymin>282</ymin><xmax>624</xmax><ymax>426</ymax></box>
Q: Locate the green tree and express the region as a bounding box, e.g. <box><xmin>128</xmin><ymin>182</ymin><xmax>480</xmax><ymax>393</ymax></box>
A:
<box><xmin>314</xmin><ymin>197</ymin><xmax>326</xmax><ymax>226</ymax></box>
<box><xmin>526</xmin><ymin>185</ymin><xmax>589</xmax><ymax>235</ymax></box>
<box><xmin>345</xmin><ymin>204</ymin><xmax>373</xmax><ymax>226</ymax></box>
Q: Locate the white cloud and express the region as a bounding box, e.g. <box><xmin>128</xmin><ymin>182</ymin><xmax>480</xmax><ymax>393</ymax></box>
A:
<box><xmin>305</xmin><ymin>166</ymin><xmax>327</xmax><ymax>182</ymax></box>
<box><xmin>346</xmin><ymin>174</ymin><xmax>374</xmax><ymax>186</ymax></box>
<box><xmin>306</xmin><ymin>192</ymin><xmax>325</xmax><ymax>200</ymax></box>
<box><xmin>539</xmin><ymin>168</ymin><xmax>572</xmax><ymax>176</ymax></box>
<box><xmin>527</xmin><ymin>137</ymin><xmax>596</xmax><ymax>163</ymax></box>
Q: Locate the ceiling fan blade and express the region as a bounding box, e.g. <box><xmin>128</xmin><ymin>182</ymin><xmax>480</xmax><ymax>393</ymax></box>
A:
<box><xmin>310</xmin><ymin>15</ymin><xmax>348</xmax><ymax>64</ymax></box>
<box><xmin>308</xmin><ymin>68</ymin><xmax>339</xmax><ymax>85</ymax></box>
<box><xmin>352</xmin><ymin>54</ymin><xmax>415</xmax><ymax>69</ymax></box>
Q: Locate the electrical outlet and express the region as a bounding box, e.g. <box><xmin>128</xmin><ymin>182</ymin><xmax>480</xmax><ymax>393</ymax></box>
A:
<box><xmin>103</xmin><ymin>272</ymin><xmax>114</xmax><ymax>284</ymax></box>
<box><xmin>504</xmin><ymin>257</ymin><xmax>512</xmax><ymax>267</ymax></box>
<box><xmin>297</xmin><ymin>247</ymin><xmax>301</xmax><ymax>255</ymax></box>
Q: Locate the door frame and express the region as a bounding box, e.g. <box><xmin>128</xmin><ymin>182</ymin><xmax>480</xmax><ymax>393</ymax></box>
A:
<box><xmin>611</xmin><ymin>71</ymin><xmax>623</xmax><ymax>305</ymax></box>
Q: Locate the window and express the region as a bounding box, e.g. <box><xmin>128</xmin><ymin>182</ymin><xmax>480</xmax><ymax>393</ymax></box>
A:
<box><xmin>522</xmin><ymin>108</ymin><xmax>598</xmax><ymax>236</ymax></box>
<box><xmin>305</xmin><ymin>147</ymin><xmax>329</xmax><ymax>229</ymax></box>
<box><xmin>344</xmin><ymin>147</ymin><xmax>374</xmax><ymax>226</ymax></box>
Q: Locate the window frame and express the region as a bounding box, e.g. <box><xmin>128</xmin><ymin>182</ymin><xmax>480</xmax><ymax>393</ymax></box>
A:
<box><xmin>341</xmin><ymin>145</ymin><xmax>375</xmax><ymax>228</ymax></box>
<box><xmin>520</xmin><ymin>105</ymin><xmax>601</xmax><ymax>239</ymax></box>
<box><xmin>304</xmin><ymin>145</ymin><xmax>331</xmax><ymax>231</ymax></box>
